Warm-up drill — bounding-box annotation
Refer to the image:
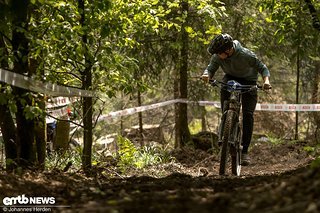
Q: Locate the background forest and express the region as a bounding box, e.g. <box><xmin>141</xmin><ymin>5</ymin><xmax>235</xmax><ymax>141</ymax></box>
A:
<box><xmin>0</xmin><ymin>0</ymin><xmax>319</xmax><ymax>173</ymax></box>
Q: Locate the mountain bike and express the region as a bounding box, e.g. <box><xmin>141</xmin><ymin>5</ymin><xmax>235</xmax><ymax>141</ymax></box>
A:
<box><xmin>210</xmin><ymin>79</ymin><xmax>261</xmax><ymax>176</ymax></box>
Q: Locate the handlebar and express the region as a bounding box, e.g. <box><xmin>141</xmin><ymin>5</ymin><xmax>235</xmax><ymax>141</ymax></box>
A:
<box><xmin>209</xmin><ymin>79</ymin><xmax>262</xmax><ymax>93</ymax></box>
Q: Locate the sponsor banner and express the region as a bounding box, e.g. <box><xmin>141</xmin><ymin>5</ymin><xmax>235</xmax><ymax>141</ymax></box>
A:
<box><xmin>0</xmin><ymin>68</ymin><xmax>93</xmax><ymax>97</ymax></box>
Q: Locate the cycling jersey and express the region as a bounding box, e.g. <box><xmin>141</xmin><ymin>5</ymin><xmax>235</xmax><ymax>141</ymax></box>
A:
<box><xmin>203</xmin><ymin>40</ymin><xmax>270</xmax><ymax>82</ymax></box>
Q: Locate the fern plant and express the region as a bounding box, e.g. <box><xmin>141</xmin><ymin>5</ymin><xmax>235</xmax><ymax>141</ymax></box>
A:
<box><xmin>116</xmin><ymin>135</ymin><xmax>174</xmax><ymax>172</ymax></box>
<box><xmin>116</xmin><ymin>135</ymin><xmax>137</xmax><ymax>171</ymax></box>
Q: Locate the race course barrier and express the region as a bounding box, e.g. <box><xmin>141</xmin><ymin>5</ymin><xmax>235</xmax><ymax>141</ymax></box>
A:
<box><xmin>256</xmin><ymin>103</ymin><xmax>320</xmax><ymax>111</ymax></box>
<box><xmin>98</xmin><ymin>100</ymin><xmax>320</xmax><ymax>122</ymax></box>
<box><xmin>0</xmin><ymin>68</ymin><xmax>93</xmax><ymax>97</ymax></box>
<box><xmin>0</xmin><ymin>68</ymin><xmax>318</xmax><ymax>122</ymax></box>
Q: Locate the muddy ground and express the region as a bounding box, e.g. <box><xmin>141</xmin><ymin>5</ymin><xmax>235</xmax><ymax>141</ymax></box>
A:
<box><xmin>0</xmin><ymin>138</ymin><xmax>319</xmax><ymax>213</ymax></box>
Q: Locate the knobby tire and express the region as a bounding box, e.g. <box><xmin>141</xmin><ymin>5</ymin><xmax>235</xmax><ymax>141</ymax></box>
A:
<box><xmin>219</xmin><ymin>110</ymin><xmax>236</xmax><ymax>175</ymax></box>
<box><xmin>230</xmin><ymin>122</ymin><xmax>241</xmax><ymax>176</ymax></box>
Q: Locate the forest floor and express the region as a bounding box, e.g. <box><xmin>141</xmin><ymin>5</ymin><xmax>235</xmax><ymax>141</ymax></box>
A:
<box><xmin>0</xmin><ymin>136</ymin><xmax>319</xmax><ymax>213</ymax></box>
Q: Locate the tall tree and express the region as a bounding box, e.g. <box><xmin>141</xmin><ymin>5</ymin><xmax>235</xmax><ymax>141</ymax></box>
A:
<box><xmin>177</xmin><ymin>0</ymin><xmax>191</xmax><ymax>146</ymax></box>
<box><xmin>11</xmin><ymin>0</ymin><xmax>37</xmax><ymax>167</ymax></box>
<box><xmin>260</xmin><ymin>0</ymin><xmax>320</xmax><ymax>139</ymax></box>
<box><xmin>304</xmin><ymin>0</ymin><xmax>320</xmax><ymax>31</ymax></box>
<box><xmin>28</xmin><ymin>3</ymin><xmax>46</xmax><ymax>169</ymax></box>
<box><xmin>0</xmin><ymin>1</ymin><xmax>18</xmax><ymax>170</ymax></box>
<box><xmin>311</xmin><ymin>61</ymin><xmax>320</xmax><ymax>141</ymax></box>
<box><xmin>78</xmin><ymin>0</ymin><xmax>94</xmax><ymax>171</ymax></box>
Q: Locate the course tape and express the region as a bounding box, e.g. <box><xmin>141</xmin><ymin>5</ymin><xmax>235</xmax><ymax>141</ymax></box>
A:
<box><xmin>98</xmin><ymin>99</ymin><xmax>320</xmax><ymax>122</ymax></box>
<box><xmin>46</xmin><ymin>97</ymin><xmax>79</xmax><ymax>109</ymax></box>
<box><xmin>46</xmin><ymin>105</ymin><xmax>70</xmax><ymax>123</ymax></box>
<box><xmin>256</xmin><ymin>103</ymin><xmax>320</xmax><ymax>111</ymax></box>
<box><xmin>3</xmin><ymin>64</ymin><xmax>314</xmax><ymax>120</ymax></box>
<box><xmin>98</xmin><ymin>99</ymin><xmax>181</xmax><ymax>122</ymax></box>
<box><xmin>0</xmin><ymin>68</ymin><xmax>93</xmax><ymax>97</ymax></box>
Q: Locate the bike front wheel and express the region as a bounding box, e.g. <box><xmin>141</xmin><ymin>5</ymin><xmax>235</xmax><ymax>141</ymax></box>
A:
<box><xmin>230</xmin><ymin>121</ymin><xmax>242</xmax><ymax>176</ymax></box>
<box><xmin>219</xmin><ymin>110</ymin><xmax>237</xmax><ymax>175</ymax></box>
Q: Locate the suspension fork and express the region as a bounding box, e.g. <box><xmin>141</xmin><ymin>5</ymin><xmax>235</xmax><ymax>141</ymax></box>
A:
<box><xmin>218</xmin><ymin>101</ymin><xmax>228</xmax><ymax>141</ymax></box>
<box><xmin>218</xmin><ymin>95</ymin><xmax>241</xmax><ymax>141</ymax></box>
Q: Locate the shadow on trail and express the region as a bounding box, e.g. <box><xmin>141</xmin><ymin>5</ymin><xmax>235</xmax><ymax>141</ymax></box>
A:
<box><xmin>77</xmin><ymin>165</ymin><xmax>317</xmax><ymax>213</ymax></box>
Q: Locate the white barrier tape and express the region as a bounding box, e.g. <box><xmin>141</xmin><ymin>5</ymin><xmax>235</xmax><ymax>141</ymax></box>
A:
<box><xmin>198</xmin><ymin>101</ymin><xmax>220</xmax><ymax>108</ymax></box>
<box><xmin>46</xmin><ymin>97</ymin><xmax>79</xmax><ymax>109</ymax></box>
<box><xmin>186</xmin><ymin>101</ymin><xmax>320</xmax><ymax>111</ymax></box>
<box><xmin>195</xmin><ymin>101</ymin><xmax>320</xmax><ymax>112</ymax></box>
<box><xmin>98</xmin><ymin>99</ymin><xmax>181</xmax><ymax>122</ymax></box>
<box><xmin>98</xmin><ymin>99</ymin><xmax>320</xmax><ymax>122</ymax></box>
<box><xmin>46</xmin><ymin>105</ymin><xmax>70</xmax><ymax>123</ymax></box>
<box><xmin>0</xmin><ymin>68</ymin><xmax>93</xmax><ymax>97</ymax></box>
<box><xmin>48</xmin><ymin>106</ymin><xmax>70</xmax><ymax>117</ymax></box>
<box><xmin>178</xmin><ymin>99</ymin><xmax>221</xmax><ymax>108</ymax></box>
<box><xmin>182</xmin><ymin>100</ymin><xmax>320</xmax><ymax>112</ymax></box>
<box><xmin>256</xmin><ymin>103</ymin><xmax>320</xmax><ymax>111</ymax></box>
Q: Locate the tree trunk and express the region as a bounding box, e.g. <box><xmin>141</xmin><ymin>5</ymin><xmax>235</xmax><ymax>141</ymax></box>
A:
<box><xmin>0</xmin><ymin>103</ymin><xmax>17</xmax><ymax>170</ymax></box>
<box><xmin>34</xmin><ymin>110</ymin><xmax>46</xmax><ymax>169</ymax></box>
<box><xmin>11</xmin><ymin>0</ymin><xmax>36</xmax><ymax>168</ymax></box>
<box><xmin>311</xmin><ymin>61</ymin><xmax>320</xmax><ymax>142</ymax></box>
<box><xmin>79</xmin><ymin>0</ymin><xmax>93</xmax><ymax>172</ymax></box>
<box><xmin>137</xmin><ymin>89</ymin><xmax>144</xmax><ymax>146</ymax></box>
<box><xmin>174</xmin><ymin>54</ymin><xmax>180</xmax><ymax>148</ymax></box>
<box><xmin>53</xmin><ymin>115</ymin><xmax>70</xmax><ymax>152</ymax></box>
<box><xmin>29</xmin><ymin>3</ymin><xmax>46</xmax><ymax>169</ymax></box>
<box><xmin>0</xmin><ymin>28</ymin><xmax>18</xmax><ymax>170</ymax></box>
<box><xmin>200</xmin><ymin>106</ymin><xmax>207</xmax><ymax>132</ymax></box>
<box><xmin>295</xmin><ymin>6</ymin><xmax>302</xmax><ymax>140</ymax></box>
<box><xmin>178</xmin><ymin>0</ymin><xmax>191</xmax><ymax>147</ymax></box>
<box><xmin>82</xmin><ymin>76</ymin><xmax>93</xmax><ymax>172</ymax></box>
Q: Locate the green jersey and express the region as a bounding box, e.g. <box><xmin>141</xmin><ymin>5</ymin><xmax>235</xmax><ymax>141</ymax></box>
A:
<box><xmin>203</xmin><ymin>40</ymin><xmax>270</xmax><ymax>82</ymax></box>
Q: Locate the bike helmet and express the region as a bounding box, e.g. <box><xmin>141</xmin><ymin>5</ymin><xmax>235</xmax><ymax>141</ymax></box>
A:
<box><xmin>207</xmin><ymin>33</ymin><xmax>233</xmax><ymax>55</ymax></box>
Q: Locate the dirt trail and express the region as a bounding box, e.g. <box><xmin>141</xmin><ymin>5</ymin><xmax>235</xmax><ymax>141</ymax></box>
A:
<box><xmin>0</xmin><ymin>139</ymin><xmax>319</xmax><ymax>213</ymax></box>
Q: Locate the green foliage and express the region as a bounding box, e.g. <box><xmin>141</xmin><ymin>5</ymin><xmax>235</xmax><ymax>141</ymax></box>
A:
<box><xmin>259</xmin><ymin>0</ymin><xmax>319</xmax><ymax>57</ymax></box>
<box><xmin>310</xmin><ymin>156</ymin><xmax>320</xmax><ymax>169</ymax></box>
<box><xmin>116</xmin><ymin>135</ymin><xmax>138</xmax><ymax>170</ymax></box>
<box><xmin>1</xmin><ymin>0</ymin><xmax>319</xmax><ymax>170</ymax></box>
<box><xmin>46</xmin><ymin>150</ymin><xmax>82</xmax><ymax>172</ymax></box>
<box><xmin>266</xmin><ymin>133</ymin><xmax>284</xmax><ymax>145</ymax></box>
<box><xmin>0</xmin><ymin>86</ymin><xmax>16</xmax><ymax>113</ymax></box>
<box><xmin>303</xmin><ymin>144</ymin><xmax>320</xmax><ymax>169</ymax></box>
<box><xmin>304</xmin><ymin>144</ymin><xmax>320</xmax><ymax>154</ymax></box>
<box><xmin>136</xmin><ymin>145</ymin><xmax>174</xmax><ymax>168</ymax></box>
<box><xmin>116</xmin><ymin>135</ymin><xmax>174</xmax><ymax>172</ymax></box>
<box><xmin>134</xmin><ymin>146</ymin><xmax>162</xmax><ymax>169</ymax></box>
<box><xmin>189</xmin><ymin>119</ymin><xmax>203</xmax><ymax>135</ymax></box>
<box><xmin>5</xmin><ymin>158</ymin><xmax>16</xmax><ymax>169</ymax></box>
<box><xmin>303</xmin><ymin>146</ymin><xmax>316</xmax><ymax>153</ymax></box>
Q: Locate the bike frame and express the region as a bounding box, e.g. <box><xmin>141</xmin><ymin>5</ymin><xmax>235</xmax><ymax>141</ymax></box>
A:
<box><xmin>210</xmin><ymin>79</ymin><xmax>259</xmax><ymax>176</ymax></box>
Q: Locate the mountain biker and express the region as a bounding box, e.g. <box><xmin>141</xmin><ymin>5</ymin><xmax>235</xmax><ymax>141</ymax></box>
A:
<box><xmin>201</xmin><ymin>33</ymin><xmax>272</xmax><ymax>166</ymax></box>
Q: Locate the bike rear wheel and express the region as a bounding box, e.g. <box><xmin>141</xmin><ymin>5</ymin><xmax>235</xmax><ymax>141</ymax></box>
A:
<box><xmin>219</xmin><ymin>110</ymin><xmax>237</xmax><ymax>175</ymax></box>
